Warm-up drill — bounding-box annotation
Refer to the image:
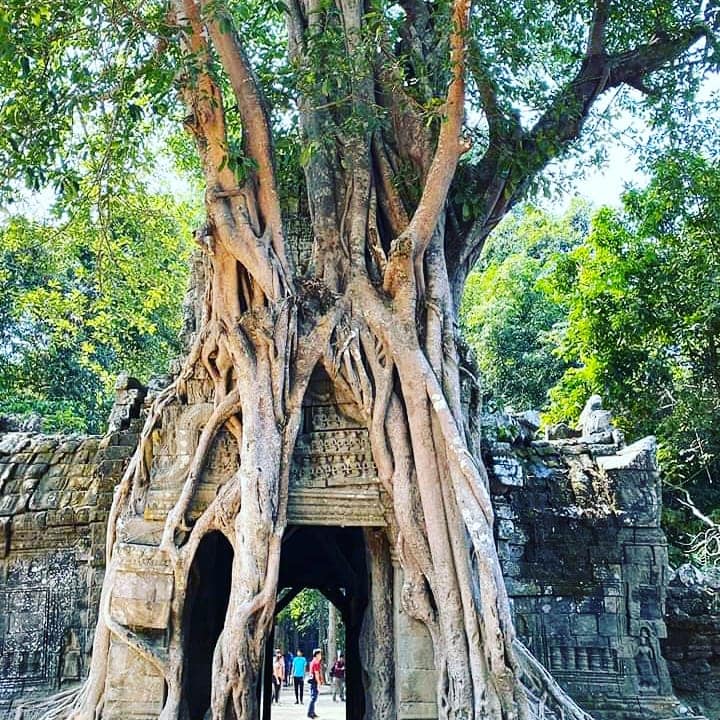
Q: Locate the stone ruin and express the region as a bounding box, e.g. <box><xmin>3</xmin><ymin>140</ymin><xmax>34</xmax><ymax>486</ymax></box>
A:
<box><xmin>1</xmin><ymin>238</ymin><xmax>717</xmax><ymax>719</ymax></box>
<box><xmin>1</xmin><ymin>375</ymin><xmax>718</xmax><ymax>718</ymax></box>
<box><xmin>664</xmin><ymin>564</ymin><xmax>720</xmax><ymax>719</ymax></box>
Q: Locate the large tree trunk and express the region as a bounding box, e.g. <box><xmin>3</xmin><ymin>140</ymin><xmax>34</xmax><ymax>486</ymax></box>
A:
<box><xmin>33</xmin><ymin>1</ymin><xmax>595</xmax><ymax>719</ymax></box>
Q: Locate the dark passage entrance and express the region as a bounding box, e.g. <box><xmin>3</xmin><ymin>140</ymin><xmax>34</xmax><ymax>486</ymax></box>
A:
<box><xmin>184</xmin><ymin>531</ymin><xmax>234</xmax><ymax>720</ymax></box>
<box><xmin>264</xmin><ymin>526</ymin><xmax>369</xmax><ymax>720</ymax></box>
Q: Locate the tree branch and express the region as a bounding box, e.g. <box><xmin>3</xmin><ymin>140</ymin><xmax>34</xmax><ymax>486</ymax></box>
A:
<box><xmin>172</xmin><ymin>0</ymin><xmax>236</xmax><ymax>190</ymax></box>
<box><xmin>397</xmin><ymin>0</ymin><xmax>432</xmax><ymax>41</ymax></box>
<box><xmin>406</xmin><ymin>0</ymin><xmax>471</xmax><ymax>255</ymax></box>
<box><xmin>467</xmin><ymin>36</ymin><xmax>520</xmax><ymax>143</ymax></box>
<box><xmin>384</xmin><ymin>0</ymin><xmax>471</xmax><ymax>292</ymax></box>
<box><xmin>526</xmin><ymin>21</ymin><xmax>709</xmax><ymax>191</ymax></box>
<box><xmin>202</xmin><ymin>0</ymin><xmax>290</xmax><ymax>279</ymax></box>
<box><xmin>451</xmin><ymin>19</ymin><xmax>710</xmax><ymax>296</ymax></box>
<box><xmin>586</xmin><ymin>0</ymin><xmax>609</xmax><ymax>57</ymax></box>
<box><xmin>396</xmin><ymin>0</ymin><xmax>435</xmax><ymax>91</ymax></box>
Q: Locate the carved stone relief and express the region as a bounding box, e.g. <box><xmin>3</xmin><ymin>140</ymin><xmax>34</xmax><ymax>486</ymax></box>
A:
<box><xmin>0</xmin><ymin>551</ymin><xmax>80</xmax><ymax>703</ymax></box>
<box><xmin>288</xmin><ymin>375</ymin><xmax>385</xmax><ymax>526</ymax></box>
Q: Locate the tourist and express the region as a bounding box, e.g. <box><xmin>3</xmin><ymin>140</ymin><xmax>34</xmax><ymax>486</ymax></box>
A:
<box><xmin>306</xmin><ymin>648</ymin><xmax>323</xmax><ymax>719</ymax></box>
<box><xmin>291</xmin><ymin>649</ymin><xmax>307</xmax><ymax>704</ymax></box>
<box><xmin>284</xmin><ymin>650</ymin><xmax>292</xmax><ymax>686</ymax></box>
<box><xmin>331</xmin><ymin>652</ymin><xmax>346</xmax><ymax>702</ymax></box>
<box><xmin>272</xmin><ymin>649</ymin><xmax>285</xmax><ymax>703</ymax></box>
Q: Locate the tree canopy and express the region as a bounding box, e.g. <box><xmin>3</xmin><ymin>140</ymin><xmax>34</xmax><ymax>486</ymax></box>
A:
<box><xmin>2</xmin><ymin>1</ymin><xmax>720</xmax><ymax>718</ymax></box>
<box><xmin>460</xmin><ymin>201</ymin><xmax>588</xmax><ymax>411</ymax></box>
<box><xmin>3</xmin><ymin>0</ymin><xmax>717</xmax><ymax>435</ymax></box>
<box><xmin>1</xmin><ymin>1</ymin><xmax>718</xmax><ymax>297</ymax></box>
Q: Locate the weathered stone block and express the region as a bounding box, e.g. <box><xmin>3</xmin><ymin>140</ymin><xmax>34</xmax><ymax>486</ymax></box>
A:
<box><xmin>109</xmin><ymin>545</ymin><xmax>173</xmax><ymax>630</ymax></box>
<box><xmin>544</xmin><ymin>615</ymin><xmax>571</xmax><ymax>637</ymax></box>
<box><xmin>58</xmin><ymin>439</ymin><xmax>82</xmax><ymax>453</ymax></box>
<box><xmin>396</xmin><ymin>635</ymin><xmax>435</xmax><ymax>669</ymax></box>
<box><xmin>598</xmin><ymin>613</ymin><xmax>619</xmax><ymax>637</ymax></box>
<box><xmin>102</xmin><ymin>444</ymin><xmax>134</xmax><ymax>461</ymax></box>
<box><xmin>574</xmin><ymin>596</ymin><xmax>603</xmax><ymax>613</ymax></box>
<box><xmin>103</xmin><ymin>641</ymin><xmax>165</xmax><ymax>718</ymax></box>
<box><xmin>0</xmin><ymin>516</ymin><xmax>9</xmax><ymax>557</ymax></box>
<box><xmin>398</xmin><ymin>668</ymin><xmax>436</xmax><ymax>704</ymax></box>
<box><xmin>571</xmin><ymin>614</ymin><xmax>598</xmax><ymax>635</ymax></box>
<box><xmin>624</xmin><ymin>545</ymin><xmax>654</xmax><ymax>565</ymax></box>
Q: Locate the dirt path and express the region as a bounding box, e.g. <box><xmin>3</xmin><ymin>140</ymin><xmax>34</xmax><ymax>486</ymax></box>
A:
<box><xmin>270</xmin><ymin>684</ymin><xmax>346</xmax><ymax>720</ymax></box>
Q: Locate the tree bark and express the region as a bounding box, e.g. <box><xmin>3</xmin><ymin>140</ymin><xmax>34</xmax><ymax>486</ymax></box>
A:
<box><xmin>328</xmin><ymin>601</ymin><xmax>337</xmax><ymax>671</ymax></box>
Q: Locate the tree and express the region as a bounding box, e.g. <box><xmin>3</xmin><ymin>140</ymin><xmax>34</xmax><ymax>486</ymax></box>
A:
<box><xmin>0</xmin><ymin>188</ymin><xmax>193</xmax><ymax>432</ymax></box>
<box><xmin>276</xmin><ymin>589</ymin><xmax>338</xmax><ymax>650</ymax></box>
<box><xmin>545</xmin><ymin>151</ymin><xmax>720</xmax><ymax>564</ymax></box>
<box><xmin>461</xmin><ymin>202</ymin><xmax>588</xmax><ymax>411</ymax></box>
<box><xmin>2</xmin><ymin>1</ymin><xmax>717</xmax><ymax>718</ymax></box>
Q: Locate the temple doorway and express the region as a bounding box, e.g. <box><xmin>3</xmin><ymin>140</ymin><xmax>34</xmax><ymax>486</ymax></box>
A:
<box><xmin>263</xmin><ymin>526</ymin><xmax>370</xmax><ymax>720</ymax></box>
<box><xmin>183</xmin><ymin>531</ymin><xmax>234</xmax><ymax>720</ymax></box>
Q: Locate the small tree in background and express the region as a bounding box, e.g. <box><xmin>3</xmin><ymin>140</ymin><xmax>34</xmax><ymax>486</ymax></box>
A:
<box><xmin>0</xmin><ymin>187</ymin><xmax>193</xmax><ymax>432</ymax></box>
<box><xmin>461</xmin><ymin>202</ymin><xmax>588</xmax><ymax>411</ymax></box>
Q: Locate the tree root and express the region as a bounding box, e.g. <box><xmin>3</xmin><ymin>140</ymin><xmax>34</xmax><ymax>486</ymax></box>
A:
<box><xmin>513</xmin><ymin>641</ymin><xmax>593</xmax><ymax>720</ymax></box>
<box><xmin>160</xmin><ymin>389</ymin><xmax>242</xmax><ymax>550</ymax></box>
<box><xmin>13</xmin><ymin>686</ymin><xmax>84</xmax><ymax>720</ymax></box>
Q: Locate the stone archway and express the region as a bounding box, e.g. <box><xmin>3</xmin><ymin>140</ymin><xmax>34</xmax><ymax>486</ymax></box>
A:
<box><xmin>256</xmin><ymin>367</ymin><xmax>437</xmax><ymax>720</ymax></box>
<box><xmin>263</xmin><ymin>526</ymin><xmax>369</xmax><ymax>720</ymax></box>
<box><xmin>183</xmin><ymin>531</ymin><xmax>234</xmax><ymax>720</ymax></box>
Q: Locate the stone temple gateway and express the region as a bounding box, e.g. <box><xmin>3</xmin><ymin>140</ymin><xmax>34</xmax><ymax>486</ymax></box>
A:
<box><xmin>0</xmin><ymin>237</ymin><xmax>717</xmax><ymax>720</ymax></box>
<box><xmin>1</xmin><ymin>368</ymin><xmax>718</xmax><ymax>718</ymax></box>
<box><xmin>100</xmin><ymin>364</ymin><xmax>446</xmax><ymax>719</ymax></box>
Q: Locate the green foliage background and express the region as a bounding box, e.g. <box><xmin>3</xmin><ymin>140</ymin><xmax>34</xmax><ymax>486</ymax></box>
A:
<box><xmin>462</xmin><ymin>151</ymin><xmax>720</xmax><ymax>562</ymax></box>
<box><xmin>460</xmin><ymin>201</ymin><xmax>589</xmax><ymax>411</ymax></box>
<box><xmin>0</xmin><ymin>186</ymin><xmax>194</xmax><ymax>432</ymax></box>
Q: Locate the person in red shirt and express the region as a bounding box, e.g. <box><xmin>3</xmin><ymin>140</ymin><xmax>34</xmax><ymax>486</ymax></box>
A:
<box><xmin>306</xmin><ymin>648</ymin><xmax>324</xmax><ymax>718</ymax></box>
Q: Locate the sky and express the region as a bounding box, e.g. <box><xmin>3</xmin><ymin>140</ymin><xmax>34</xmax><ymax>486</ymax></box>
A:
<box><xmin>568</xmin><ymin>72</ymin><xmax>720</xmax><ymax>210</ymax></box>
<box><xmin>574</xmin><ymin>143</ymin><xmax>643</xmax><ymax>208</ymax></box>
<box><xmin>8</xmin><ymin>130</ymin><xmax>646</xmax><ymax>221</ymax></box>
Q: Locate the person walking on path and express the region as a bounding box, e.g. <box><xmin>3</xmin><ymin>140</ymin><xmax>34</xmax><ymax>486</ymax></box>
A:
<box><xmin>291</xmin><ymin>649</ymin><xmax>307</xmax><ymax>704</ymax></box>
<box><xmin>307</xmin><ymin>648</ymin><xmax>324</xmax><ymax>719</ymax></box>
<box><xmin>331</xmin><ymin>653</ymin><xmax>345</xmax><ymax>702</ymax></box>
<box><xmin>272</xmin><ymin>649</ymin><xmax>285</xmax><ymax>703</ymax></box>
<box><xmin>284</xmin><ymin>651</ymin><xmax>292</xmax><ymax>686</ymax></box>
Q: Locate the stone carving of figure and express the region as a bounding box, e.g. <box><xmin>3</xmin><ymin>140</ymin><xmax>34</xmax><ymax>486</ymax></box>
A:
<box><xmin>29</xmin><ymin>649</ymin><xmax>42</xmax><ymax>674</ymax></box>
<box><xmin>634</xmin><ymin>627</ymin><xmax>659</xmax><ymax>692</ymax></box>
<box><xmin>18</xmin><ymin>650</ymin><xmax>28</xmax><ymax>675</ymax></box>
<box><xmin>61</xmin><ymin>628</ymin><xmax>82</xmax><ymax>682</ymax></box>
<box><xmin>578</xmin><ymin>395</ymin><xmax>622</xmax><ymax>445</ymax></box>
<box><xmin>2</xmin><ymin>651</ymin><xmax>13</xmax><ymax>674</ymax></box>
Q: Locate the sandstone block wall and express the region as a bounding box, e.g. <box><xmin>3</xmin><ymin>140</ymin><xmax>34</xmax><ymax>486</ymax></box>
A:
<box><xmin>0</xmin><ymin>382</ymin><xmax>145</xmax><ymax>717</ymax></box>
<box><xmin>489</xmin><ymin>435</ymin><xmax>684</xmax><ymax>720</ymax></box>
<box><xmin>393</xmin><ymin>565</ymin><xmax>437</xmax><ymax>720</ymax></box>
<box><xmin>663</xmin><ymin>566</ymin><xmax>720</xmax><ymax>719</ymax></box>
<box><xmin>0</xmin><ymin>385</ymin><xmax>713</xmax><ymax>720</ymax></box>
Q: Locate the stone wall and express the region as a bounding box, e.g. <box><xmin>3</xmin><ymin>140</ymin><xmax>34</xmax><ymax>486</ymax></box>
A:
<box><xmin>663</xmin><ymin>565</ymin><xmax>720</xmax><ymax>719</ymax></box>
<box><xmin>0</xmin><ymin>385</ymin><xmax>709</xmax><ymax>719</ymax></box>
<box><xmin>0</xmin><ymin>379</ymin><xmax>145</xmax><ymax>717</ymax></box>
<box><xmin>488</xmin><ymin>433</ymin><xmax>686</xmax><ymax>720</ymax></box>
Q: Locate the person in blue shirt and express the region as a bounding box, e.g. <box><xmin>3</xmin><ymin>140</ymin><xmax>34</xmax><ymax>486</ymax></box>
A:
<box><xmin>291</xmin><ymin>649</ymin><xmax>307</xmax><ymax>704</ymax></box>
